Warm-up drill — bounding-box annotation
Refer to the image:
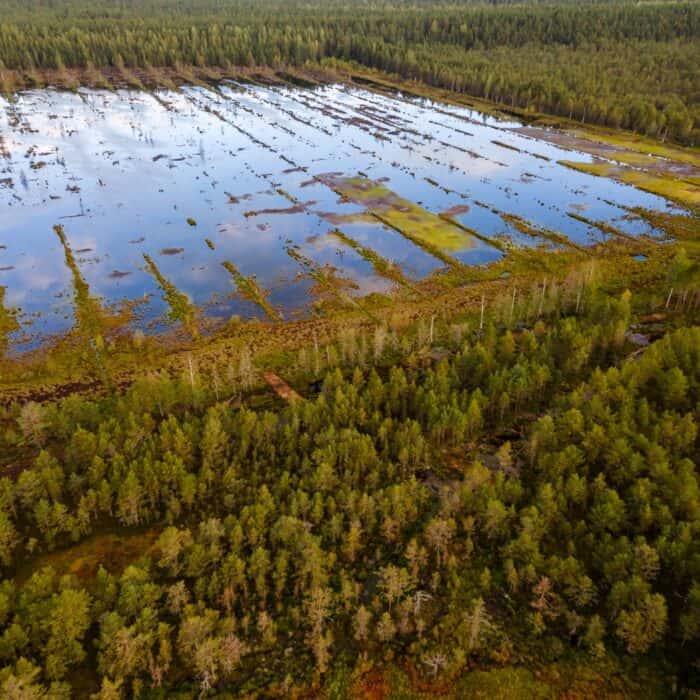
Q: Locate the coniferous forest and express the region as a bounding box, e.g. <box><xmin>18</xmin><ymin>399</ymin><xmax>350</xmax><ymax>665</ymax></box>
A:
<box><xmin>1</xmin><ymin>252</ymin><xmax>700</xmax><ymax>697</ymax></box>
<box><xmin>0</xmin><ymin>0</ymin><xmax>698</xmax><ymax>143</ymax></box>
<box><xmin>1</xmin><ymin>0</ymin><xmax>700</xmax><ymax>698</ymax></box>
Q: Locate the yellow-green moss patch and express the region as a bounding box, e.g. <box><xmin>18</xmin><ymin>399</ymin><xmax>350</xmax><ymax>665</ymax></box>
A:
<box><xmin>560</xmin><ymin>160</ymin><xmax>700</xmax><ymax>210</ymax></box>
<box><xmin>318</xmin><ymin>175</ymin><xmax>477</xmax><ymax>256</ymax></box>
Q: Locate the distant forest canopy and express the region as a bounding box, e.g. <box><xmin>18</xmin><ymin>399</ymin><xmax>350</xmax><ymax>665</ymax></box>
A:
<box><xmin>0</xmin><ymin>0</ymin><xmax>698</xmax><ymax>143</ymax></box>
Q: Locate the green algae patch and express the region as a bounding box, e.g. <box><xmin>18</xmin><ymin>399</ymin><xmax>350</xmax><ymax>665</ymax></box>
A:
<box><xmin>222</xmin><ymin>260</ymin><xmax>282</xmax><ymax>322</ymax></box>
<box><xmin>318</xmin><ymin>175</ymin><xmax>476</xmax><ymax>257</ymax></box>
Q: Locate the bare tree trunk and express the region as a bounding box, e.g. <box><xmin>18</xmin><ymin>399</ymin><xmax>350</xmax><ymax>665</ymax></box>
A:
<box><xmin>313</xmin><ymin>331</ymin><xmax>320</xmax><ymax>374</ymax></box>
<box><xmin>538</xmin><ymin>278</ymin><xmax>547</xmax><ymax>318</ymax></box>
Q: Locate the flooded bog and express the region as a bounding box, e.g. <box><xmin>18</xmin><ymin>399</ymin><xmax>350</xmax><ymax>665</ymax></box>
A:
<box><xmin>0</xmin><ymin>82</ymin><xmax>682</xmax><ymax>347</ymax></box>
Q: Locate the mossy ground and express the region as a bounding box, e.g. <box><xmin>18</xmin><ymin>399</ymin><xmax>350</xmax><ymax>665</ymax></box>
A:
<box><xmin>14</xmin><ymin>527</ymin><xmax>160</xmax><ymax>587</ymax></box>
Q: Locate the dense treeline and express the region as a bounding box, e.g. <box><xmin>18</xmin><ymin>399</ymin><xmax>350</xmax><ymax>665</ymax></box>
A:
<box><xmin>0</xmin><ymin>0</ymin><xmax>698</xmax><ymax>143</ymax></box>
<box><xmin>0</xmin><ymin>280</ymin><xmax>699</xmax><ymax>696</ymax></box>
<box><xmin>337</xmin><ymin>39</ymin><xmax>699</xmax><ymax>141</ymax></box>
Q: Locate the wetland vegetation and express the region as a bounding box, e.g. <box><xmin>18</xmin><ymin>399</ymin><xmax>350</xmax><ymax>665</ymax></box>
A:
<box><xmin>0</xmin><ymin>0</ymin><xmax>699</xmax><ymax>698</ymax></box>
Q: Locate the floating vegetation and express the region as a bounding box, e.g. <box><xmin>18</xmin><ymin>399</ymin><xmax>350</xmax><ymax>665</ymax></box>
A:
<box><xmin>143</xmin><ymin>253</ymin><xmax>198</xmax><ymax>335</ymax></box>
<box><xmin>372</xmin><ymin>210</ymin><xmax>465</xmax><ymax>271</ymax></box>
<box><xmin>440</xmin><ymin>204</ymin><xmax>471</xmax><ymax>217</ymax></box>
<box><xmin>186</xmin><ymin>217</ymin><xmax>197</xmax><ymax>226</ymax></box>
<box><xmin>316</xmin><ymin>211</ymin><xmax>376</xmax><ymax>226</ymax></box>
<box><xmin>619</xmin><ymin>170</ymin><xmax>700</xmax><ymax>211</ymax></box>
<box><xmin>226</xmin><ymin>192</ymin><xmax>252</xmax><ymax>204</ymax></box>
<box><xmin>567</xmin><ymin>127</ymin><xmax>700</xmax><ymax>169</ymax></box>
<box><xmin>244</xmin><ymin>203</ymin><xmax>307</xmax><ymax>217</ymax></box>
<box><xmin>424</xmin><ymin>176</ymin><xmax>461</xmax><ymax>196</ymax></box>
<box><xmin>222</xmin><ymin>260</ymin><xmax>281</xmax><ymax>321</ymax></box>
<box><xmin>205</xmin><ymin>238</ymin><xmax>216</xmax><ymax>250</ymax></box>
<box><xmin>243</xmin><ymin>185</ymin><xmax>317</xmax><ymax>217</ymax></box>
<box><xmin>275</xmin><ymin>188</ymin><xmax>295</xmax><ymax>202</ymax></box>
